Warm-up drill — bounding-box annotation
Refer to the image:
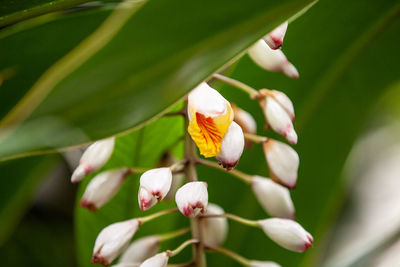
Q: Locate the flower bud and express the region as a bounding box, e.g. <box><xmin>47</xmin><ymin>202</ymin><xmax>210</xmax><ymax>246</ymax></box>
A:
<box><xmin>263</xmin><ymin>139</ymin><xmax>299</xmax><ymax>188</ymax></box>
<box><xmin>175</xmin><ymin>181</ymin><xmax>208</xmax><ymax>218</ymax></box>
<box><xmin>81</xmin><ymin>168</ymin><xmax>132</xmax><ymax>211</ymax></box>
<box><xmin>202</xmin><ymin>203</ymin><xmax>228</xmax><ymax>246</ymax></box>
<box><xmin>248</xmin><ymin>39</ymin><xmax>299</xmax><ymax>79</ymax></box>
<box><xmin>71</xmin><ymin>137</ymin><xmax>115</xmax><ymax>183</ymax></box>
<box><xmin>264</xmin><ymin>21</ymin><xmax>288</xmax><ymax>50</ymax></box>
<box><xmin>250</xmin><ymin>260</ymin><xmax>281</xmax><ymax>267</ymax></box>
<box><xmin>140</xmin><ymin>252</ymin><xmax>168</xmax><ymax>267</ymax></box>
<box><xmin>216</xmin><ymin>122</ymin><xmax>244</xmax><ymax>170</ymax></box>
<box><xmin>92</xmin><ymin>219</ymin><xmax>139</xmax><ymax>266</ymax></box>
<box><xmin>261</xmin><ymin>89</ymin><xmax>294</xmax><ymax>120</ymax></box>
<box><xmin>232</xmin><ymin>104</ymin><xmax>257</xmax><ymax>148</ymax></box>
<box><xmin>258</xmin><ymin>218</ymin><xmax>313</xmax><ymax>252</ymax></box>
<box><xmin>251</xmin><ymin>176</ymin><xmax>295</xmax><ymax>219</ymax></box>
<box><xmin>138</xmin><ymin>168</ymin><xmax>172</xmax><ymax>211</ymax></box>
<box><xmin>118</xmin><ymin>236</ymin><xmax>159</xmax><ymax>265</ymax></box>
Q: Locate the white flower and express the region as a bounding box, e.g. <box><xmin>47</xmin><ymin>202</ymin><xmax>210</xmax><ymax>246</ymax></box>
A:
<box><xmin>251</xmin><ymin>176</ymin><xmax>295</xmax><ymax>219</ymax></box>
<box><xmin>248</xmin><ymin>39</ymin><xmax>299</xmax><ymax>79</ymax></box>
<box><xmin>81</xmin><ymin>168</ymin><xmax>131</xmax><ymax>211</ymax></box>
<box><xmin>216</xmin><ymin>122</ymin><xmax>244</xmax><ymax>170</ymax></box>
<box><xmin>202</xmin><ymin>203</ymin><xmax>228</xmax><ymax>246</ymax></box>
<box><xmin>139</xmin><ymin>252</ymin><xmax>169</xmax><ymax>267</ymax></box>
<box><xmin>92</xmin><ymin>219</ymin><xmax>139</xmax><ymax>266</ymax></box>
<box><xmin>71</xmin><ymin>137</ymin><xmax>115</xmax><ymax>183</ymax></box>
<box><xmin>250</xmin><ymin>260</ymin><xmax>282</xmax><ymax>267</ymax></box>
<box><xmin>263</xmin><ymin>139</ymin><xmax>299</xmax><ymax>188</ymax></box>
<box><xmin>232</xmin><ymin>104</ymin><xmax>257</xmax><ymax>137</ymax></box>
<box><xmin>187</xmin><ymin>82</ymin><xmax>234</xmax><ymax>157</ymax></box>
<box><xmin>258</xmin><ymin>218</ymin><xmax>313</xmax><ymax>252</ymax></box>
<box><xmin>118</xmin><ymin>236</ymin><xmax>159</xmax><ymax>265</ymax></box>
<box><xmin>175</xmin><ymin>182</ymin><xmax>208</xmax><ymax>218</ymax></box>
<box><xmin>264</xmin><ymin>21</ymin><xmax>288</xmax><ymax>50</ymax></box>
<box><xmin>138</xmin><ymin>168</ymin><xmax>172</xmax><ymax>211</ymax></box>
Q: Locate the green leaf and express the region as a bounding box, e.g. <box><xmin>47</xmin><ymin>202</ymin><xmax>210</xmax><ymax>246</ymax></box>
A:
<box><xmin>0</xmin><ymin>0</ymin><xmax>315</xmax><ymax>161</ymax></box>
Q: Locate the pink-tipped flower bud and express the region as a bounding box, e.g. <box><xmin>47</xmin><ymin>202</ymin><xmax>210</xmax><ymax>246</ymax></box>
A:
<box><xmin>81</xmin><ymin>168</ymin><xmax>132</xmax><ymax>211</ymax></box>
<box><xmin>202</xmin><ymin>203</ymin><xmax>228</xmax><ymax>246</ymax></box>
<box><xmin>250</xmin><ymin>260</ymin><xmax>282</xmax><ymax>267</ymax></box>
<box><xmin>264</xmin><ymin>21</ymin><xmax>288</xmax><ymax>50</ymax></box>
<box><xmin>138</xmin><ymin>168</ymin><xmax>172</xmax><ymax>211</ymax></box>
<box><xmin>216</xmin><ymin>122</ymin><xmax>244</xmax><ymax>170</ymax></box>
<box><xmin>232</xmin><ymin>104</ymin><xmax>257</xmax><ymax>148</ymax></box>
<box><xmin>140</xmin><ymin>252</ymin><xmax>169</xmax><ymax>267</ymax></box>
<box><xmin>175</xmin><ymin>181</ymin><xmax>208</xmax><ymax>218</ymax></box>
<box><xmin>118</xmin><ymin>236</ymin><xmax>159</xmax><ymax>265</ymax></box>
<box><xmin>71</xmin><ymin>137</ymin><xmax>115</xmax><ymax>183</ymax></box>
<box><xmin>258</xmin><ymin>218</ymin><xmax>313</xmax><ymax>252</ymax></box>
<box><xmin>92</xmin><ymin>219</ymin><xmax>139</xmax><ymax>266</ymax></box>
<box><xmin>248</xmin><ymin>40</ymin><xmax>299</xmax><ymax>79</ymax></box>
<box><xmin>251</xmin><ymin>176</ymin><xmax>295</xmax><ymax>219</ymax></box>
<box><xmin>263</xmin><ymin>139</ymin><xmax>299</xmax><ymax>189</ymax></box>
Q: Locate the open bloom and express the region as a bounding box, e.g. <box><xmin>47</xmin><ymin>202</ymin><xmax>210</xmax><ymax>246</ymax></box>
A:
<box><xmin>202</xmin><ymin>203</ymin><xmax>228</xmax><ymax>247</ymax></box>
<box><xmin>81</xmin><ymin>168</ymin><xmax>132</xmax><ymax>211</ymax></box>
<box><xmin>258</xmin><ymin>89</ymin><xmax>297</xmax><ymax>144</ymax></box>
<box><xmin>187</xmin><ymin>82</ymin><xmax>234</xmax><ymax>157</ymax></box>
<box><xmin>138</xmin><ymin>168</ymin><xmax>172</xmax><ymax>211</ymax></box>
<box><xmin>140</xmin><ymin>252</ymin><xmax>168</xmax><ymax>267</ymax></box>
<box><xmin>251</xmin><ymin>176</ymin><xmax>295</xmax><ymax>219</ymax></box>
<box><xmin>92</xmin><ymin>219</ymin><xmax>139</xmax><ymax>266</ymax></box>
<box><xmin>250</xmin><ymin>260</ymin><xmax>281</xmax><ymax>267</ymax></box>
<box><xmin>232</xmin><ymin>104</ymin><xmax>257</xmax><ymax>148</ymax></box>
<box><xmin>216</xmin><ymin>121</ymin><xmax>244</xmax><ymax>170</ymax></box>
<box><xmin>264</xmin><ymin>21</ymin><xmax>288</xmax><ymax>50</ymax></box>
<box><xmin>263</xmin><ymin>139</ymin><xmax>299</xmax><ymax>188</ymax></box>
<box><xmin>248</xmin><ymin>39</ymin><xmax>299</xmax><ymax>79</ymax></box>
<box><xmin>118</xmin><ymin>236</ymin><xmax>159</xmax><ymax>265</ymax></box>
<box><xmin>175</xmin><ymin>181</ymin><xmax>208</xmax><ymax>218</ymax></box>
<box><xmin>258</xmin><ymin>218</ymin><xmax>313</xmax><ymax>252</ymax></box>
<box><xmin>71</xmin><ymin>137</ymin><xmax>115</xmax><ymax>183</ymax></box>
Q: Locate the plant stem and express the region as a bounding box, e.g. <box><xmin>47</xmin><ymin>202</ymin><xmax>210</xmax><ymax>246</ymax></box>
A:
<box><xmin>158</xmin><ymin>228</ymin><xmax>191</xmax><ymax>242</ymax></box>
<box><xmin>195</xmin><ymin>158</ymin><xmax>253</xmax><ymax>184</ymax></box>
<box><xmin>170</xmin><ymin>159</ymin><xmax>189</xmax><ymax>172</ymax></box>
<box><xmin>138</xmin><ymin>208</ymin><xmax>178</xmax><ymax>224</ymax></box>
<box><xmin>207</xmin><ymin>246</ymin><xmax>250</xmax><ymax>266</ymax></box>
<box><xmin>212</xmin><ymin>74</ymin><xmax>259</xmax><ymax>99</ymax></box>
<box><xmin>167</xmin><ymin>239</ymin><xmax>199</xmax><ymax>257</ymax></box>
<box><xmin>128</xmin><ymin>166</ymin><xmax>149</xmax><ymax>173</ymax></box>
<box><xmin>244</xmin><ymin>133</ymin><xmax>268</xmax><ymax>144</ymax></box>
<box><xmin>201</xmin><ymin>213</ymin><xmax>259</xmax><ymax>227</ymax></box>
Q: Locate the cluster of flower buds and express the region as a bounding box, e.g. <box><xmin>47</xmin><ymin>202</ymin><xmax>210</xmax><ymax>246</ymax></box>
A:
<box><xmin>71</xmin><ymin>21</ymin><xmax>313</xmax><ymax>267</ymax></box>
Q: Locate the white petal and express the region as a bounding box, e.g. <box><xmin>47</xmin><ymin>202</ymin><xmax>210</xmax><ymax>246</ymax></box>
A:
<box><xmin>175</xmin><ymin>182</ymin><xmax>208</xmax><ymax>218</ymax></box>
<box><xmin>251</xmin><ymin>176</ymin><xmax>295</xmax><ymax>219</ymax></box>
<box><xmin>263</xmin><ymin>139</ymin><xmax>299</xmax><ymax>188</ymax></box>
<box><xmin>233</xmin><ymin>105</ymin><xmax>257</xmax><ymax>135</ymax></box>
<box><xmin>216</xmin><ymin>122</ymin><xmax>244</xmax><ymax>170</ymax></box>
<box><xmin>202</xmin><ymin>203</ymin><xmax>228</xmax><ymax>247</ymax></box>
<box><xmin>250</xmin><ymin>260</ymin><xmax>282</xmax><ymax>267</ymax></box>
<box><xmin>139</xmin><ymin>252</ymin><xmax>168</xmax><ymax>267</ymax></box>
<box><xmin>188</xmin><ymin>82</ymin><xmax>228</xmax><ymax>118</ymax></box>
<box><xmin>119</xmin><ymin>236</ymin><xmax>159</xmax><ymax>264</ymax></box>
<box><xmin>264</xmin><ymin>21</ymin><xmax>288</xmax><ymax>50</ymax></box>
<box><xmin>138</xmin><ymin>187</ymin><xmax>158</xmax><ymax>211</ymax></box>
<box><xmin>269</xmin><ymin>90</ymin><xmax>295</xmax><ymax>120</ymax></box>
<box><xmin>138</xmin><ymin>168</ymin><xmax>172</xmax><ymax>210</ymax></box>
<box><xmin>258</xmin><ymin>218</ymin><xmax>313</xmax><ymax>252</ymax></box>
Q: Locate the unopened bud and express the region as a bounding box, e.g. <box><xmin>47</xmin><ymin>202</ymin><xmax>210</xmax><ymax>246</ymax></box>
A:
<box><xmin>258</xmin><ymin>218</ymin><xmax>313</xmax><ymax>252</ymax></box>
<box><xmin>118</xmin><ymin>236</ymin><xmax>159</xmax><ymax>265</ymax></box>
<box><xmin>251</xmin><ymin>176</ymin><xmax>295</xmax><ymax>219</ymax></box>
<box><xmin>138</xmin><ymin>168</ymin><xmax>172</xmax><ymax>211</ymax></box>
<box><xmin>175</xmin><ymin>182</ymin><xmax>208</xmax><ymax>218</ymax></box>
<box><xmin>71</xmin><ymin>137</ymin><xmax>115</xmax><ymax>183</ymax></box>
<box><xmin>202</xmin><ymin>203</ymin><xmax>228</xmax><ymax>246</ymax></box>
<box><xmin>140</xmin><ymin>252</ymin><xmax>168</xmax><ymax>267</ymax></box>
<box><xmin>216</xmin><ymin>122</ymin><xmax>244</xmax><ymax>170</ymax></box>
<box><xmin>263</xmin><ymin>139</ymin><xmax>299</xmax><ymax>188</ymax></box>
<box><xmin>92</xmin><ymin>219</ymin><xmax>139</xmax><ymax>266</ymax></box>
<box><xmin>260</xmin><ymin>89</ymin><xmax>294</xmax><ymax>120</ymax></box>
<box><xmin>81</xmin><ymin>168</ymin><xmax>131</xmax><ymax>211</ymax></box>
<box><xmin>232</xmin><ymin>104</ymin><xmax>257</xmax><ymax>148</ymax></box>
<box><xmin>250</xmin><ymin>260</ymin><xmax>281</xmax><ymax>267</ymax></box>
<box><xmin>248</xmin><ymin>40</ymin><xmax>299</xmax><ymax>79</ymax></box>
<box><xmin>264</xmin><ymin>21</ymin><xmax>288</xmax><ymax>50</ymax></box>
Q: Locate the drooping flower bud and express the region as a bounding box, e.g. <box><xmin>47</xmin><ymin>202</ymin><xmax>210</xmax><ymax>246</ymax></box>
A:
<box><xmin>138</xmin><ymin>168</ymin><xmax>172</xmax><ymax>211</ymax></box>
<box><xmin>175</xmin><ymin>181</ymin><xmax>208</xmax><ymax>218</ymax></box>
<box><xmin>250</xmin><ymin>260</ymin><xmax>281</xmax><ymax>267</ymax></box>
<box><xmin>202</xmin><ymin>203</ymin><xmax>228</xmax><ymax>247</ymax></box>
<box><xmin>232</xmin><ymin>104</ymin><xmax>257</xmax><ymax>148</ymax></box>
<box><xmin>258</xmin><ymin>218</ymin><xmax>313</xmax><ymax>252</ymax></box>
<box><xmin>187</xmin><ymin>82</ymin><xmax>234</xmax><ymax>157</ymax></box>
<box><xmin>140</xmin><ymin>252</ymin><xmax>169</xmax><ymax>267</ymax></box>
<box><xmin>264</xmin><ymin>21</ymin><xmax>288</xmax><ymax>50</ymax></box>
<box><xmin>216</xmin><ymin>122</ymin><xmax>244</xmax><ymax>170</ymax></box>
<box><xmin>71</xmin><ymin>137</ymin><xmax>115</xmax><ymax>183</ymax></box>
<box><xmin>248</xmin><ymin>40</ymin><xmax>299</xmax><ymax>79</ymax></box>
<box><xmin>263</xmin><ymin>139</ymin><xmax>299</xmax><ymax>188</ymax></box>
<box><xmin>118</xmin><ymin>236</ymin><xmax>159</xmax><ymax>265</ymax></box>
<box><xmin>92</xmin><ymin>219</ymin><xmax>139</xmax><ymax>266</ymax></box>
<box><xmin>251</xmin><ymin>176</ymin><xmax>295</xmax><ymax>219</ymax></box>
<box><xmin>81</xmin><ymin>168</ymin><xmax>132</xmax><ymax>211</ymax></box>
<box><xmin>258</xmin><ymin>89</ymin><xmax>297</xmax><ymax>144</ymax></box>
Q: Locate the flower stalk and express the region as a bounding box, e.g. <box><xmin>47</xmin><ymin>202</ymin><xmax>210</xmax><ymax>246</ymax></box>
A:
<box><xmin>138</xmin><ymin>208</ymin><xmax>179</xmax><ymax>224</ymax></box>
<box><xmin>158</xmin><ymin>228</ymin><xmax>191</xmax><ymax>242</ymax></box>
<box><xmin>244</xmin><ymin>133</ymin><xmax>268</xmax><ymax>143</ymax></box>
<box><xmin>167</xmin><ymin>239</ymin><xmax>199</xmax><ymax>257</ymax></box>
<box><xmin>207</xmin><ymin>246</ymin><xmax>250</xmax><ymax>266</ymax></box>
<box><xmin>201</xmin><ymin>213</ymin><xmax>258</xmax><ymax>228</ymax></box>
<box><xmin>212</xmin><ymin>74</ymin><xmax>259</xmax><ymax>99</ymax></box>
